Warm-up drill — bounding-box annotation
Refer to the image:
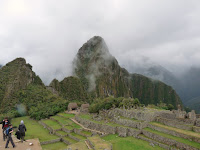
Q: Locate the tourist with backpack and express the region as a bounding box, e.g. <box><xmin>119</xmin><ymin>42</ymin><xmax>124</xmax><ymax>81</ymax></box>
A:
<box><xmin>0</xmin><ymin>117</ymin><xmax>10</xmax><ymax>141</ymax></box>
<box><xmin>5</xmin><ymin>124</ymin><xmax>16</xmax><ymax>148</ymax></box>
<box><xmin>18</xmin><ymin>120</ymin><xmax>26</xmax><ymax>142</ymax></box>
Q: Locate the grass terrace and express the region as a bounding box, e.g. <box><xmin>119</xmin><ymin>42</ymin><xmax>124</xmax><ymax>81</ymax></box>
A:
<box><xmin>88</xmin><ymin>135</ymin><xmax>112</xmax><ymax>150</ymax></box>
<box><xmin>63</xmin><ymin>136</ymin><xmax>77</xmax><ymax>144</ymax></box>
<box><xmin>12</xmin><ymin>116</ymin><xmax>59</xmax><ymax>142</ymax></box>
<box><xmin>81</xmin><ymin>130</ymin><xmax>92</xmax><ymax>136</ymax></box>
<box><xmin>66</xmin><ymin>141</ymin><xmax>89</xmax><ymax>150</ymax></box>
<box><xmin>42</xmin><ymin>119</ymin><xmax>62</xmax><ymax>130</ymax></box>
<box><xmin>151</xmin><ymin>122</ymin><xmax>200</xmax><ymax>138</ymax></box>
<box><xmin>42</xmin><ymin>142</ymin><xmax>68</xmax><ymax>150</ymax></box>
<box><xmin>56</xmin><ymin>130</ymin><xmax>68</xmax><ymax>136</ymax></box>
<box><xmin>51</xmin><ymin>116</ymin><xmax>72</xmax><ymax>125</ymax></box>
<box><xmin>57</xmin><ymin>113</ymin><xmax>75</xmax><ymax>118</ymax></box>
<box><xmin>79</xmin><ymin>114</ymin><xmax>139</xmax><ymax>130</ymax></box>
<box><xmin>145</xmin><ymin>128</ymin><xmax>200</xmax><ymax>149</ymax></box>
<box><xmin>102</xmin><ymin>134</ymin><xmax>164</xmax><ymax>150</ymax></box>
<box><xmin>69</xmin><ymin>132</ymin><xmax>87</xmax><ymax>140</ymax></box>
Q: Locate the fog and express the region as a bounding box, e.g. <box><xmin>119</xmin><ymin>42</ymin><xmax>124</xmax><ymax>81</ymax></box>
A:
<box><xmin>0</xmin><ymin>0</ymin><xmax>200</xmax><ymax>84</ymax></box>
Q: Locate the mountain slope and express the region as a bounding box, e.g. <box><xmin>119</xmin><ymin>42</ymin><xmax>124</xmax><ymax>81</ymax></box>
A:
<box><xmin>73</xmin><ymin>36</ymin><xmax>182</xmax><ymax>108</ymax></box>
<box><xmin>0</xmin><ymin>58</ymin><xmax>67</xmax><ymax>116</ymax></box>
<box><xmin>185</xmin><ymin>96</ymin><xmax>200</xmax><ymax>113</ymax></box>
<box><xmin>49</xmin><ymin>76</ymin><xmax>89</xmax><ymax>102</ymax></box>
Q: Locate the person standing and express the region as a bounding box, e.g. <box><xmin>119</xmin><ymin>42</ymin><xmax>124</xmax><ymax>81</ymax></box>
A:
<box><xmin>18</xmin><ymin>120</ymin><xmax>26</xmax><ymax>142</ymax></box>
<box><xmin>0</xmin><ymin>117</ymin><xmax>10</xmax><ymax>141</ymax></box>
<box><xmin>5</xmin><ymin>124</ymin><xmax>16</xmax><ymax>148</ymax></box>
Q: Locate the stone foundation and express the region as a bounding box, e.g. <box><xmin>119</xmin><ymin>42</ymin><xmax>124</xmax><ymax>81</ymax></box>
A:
<box><xmin>40</xmin><ymin>138</ymin><xmax>61</xmax><ymax>145</ymax></box>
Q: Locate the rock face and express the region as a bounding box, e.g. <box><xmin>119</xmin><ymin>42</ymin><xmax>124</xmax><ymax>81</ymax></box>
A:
<box><xmin>73</xmin><ymin>36</ymin><xmax>182</xmax><ymax>108</ymax></box>
<box><xmin>0</xmin><ymin>58</ymin><xmax>43</xmax><ymax>112</ymax></box>
<box><xmin>49</xmin><ymin>76</ymin><xmax>89</xmax><ymax>101</ymax></box>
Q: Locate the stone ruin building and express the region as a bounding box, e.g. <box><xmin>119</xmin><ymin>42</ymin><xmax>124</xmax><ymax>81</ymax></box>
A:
<box><xmin>80</xmin><ymin>103</ymin><xmax>90</xmax><ymax>113</ymax></box>
<box><xmin>68</xmin><ymin>103</ymin><xmax>78</xmax><ymax>111</ymax></box>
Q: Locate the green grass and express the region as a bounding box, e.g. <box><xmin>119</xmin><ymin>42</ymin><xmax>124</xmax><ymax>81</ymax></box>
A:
<box><xmin>66</xmin><ymin>141</ymin><xmax>88</xmax><ymax>150</ymax></box>
<box><xmin>150</xmin><ymin>122</ymin><xmax>200</xmax><ymax>138</ymax></box>
<box><xmin>102</xmin><ymin>134</ymin><xmax>164</xmax><ymax>150</ymax></box>
<box><xmin>70</xmin><ymin>132</ymin><xmax>86</xmax><ymax>140</ymax></box>
<box><xmin>12</xmin><ymin>116</ymin><xmax>59</xmax><ymax>142</ymax></box>
<box><xmin>71</xmin><ymin>122</ymin><xmax>81</xmax><ymax>129</ymax></box>
<box><xmin>51</xmin><ymin>116</ymin><xmax>72</xmax><ymax>125</ymax></box>
<box><xmin>56</xmin><ymin>130</ymin><xmax>68</xmax><ymax>136</ymax></box>
<box><xmin>64</xmin><ymin>125</ymin><xmax>74</xmax><ymax>130</ymax></box>
<box><xmin>42</xmin><ymin>142</ymin><xmax>68</xmax><ymax>150</ymax></box>
<box><xmin>58</xmin><ymin>113</ymin><xmax>75</xmax><ymax>118</ymax></box>
<box><xmin>81</xmin><ymin>130</ymin><xmax>92</xmax><ymax>136</ymax></box>
<box><xmin>42</xmin><ymin>119</ymin><xmax>62</xmax><ymax>130</ymax></box>
<box><xmin>79</xmin><ymin>114</ymin><xmax>92</xmax><ymax>120</ymax></box>
<box><xmin>88</xmin><ymin>135</ymin><xmax>112</xmax><ymax>150</ymax></box>
<box><xmin>63</xmin><ymin>136</ymin><xmax>77</xmax><ymax>144</ymax></box>
<box><xmin>145</xmin><ymin>128</ymin><xmax>200</xmax><ymax>149</ymax></box>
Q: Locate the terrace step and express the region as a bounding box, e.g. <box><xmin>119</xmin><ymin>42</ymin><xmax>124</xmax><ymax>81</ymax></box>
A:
<box><xmin>143</xmin><ymin>128</ymin><xmax>200</xmax><ymax>150</ymax></box>
<box><xmin>138</xmin><ymin>134</ymin><xmax>178</xmax><ymax>150</ymax></box>
<box><xmin>148</xmin><ymin>122</ymin><xmax>200</xmax><ymax>143</ymax></box>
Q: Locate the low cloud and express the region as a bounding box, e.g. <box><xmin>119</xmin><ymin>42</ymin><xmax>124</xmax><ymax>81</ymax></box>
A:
<box><xmin>0</xmin><ymin>0</ymin><xmax>200</xmax><ymax>84</ymax></box>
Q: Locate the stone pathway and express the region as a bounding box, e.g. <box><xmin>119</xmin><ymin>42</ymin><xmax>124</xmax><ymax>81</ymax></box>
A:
<box><xmin>0</xmin><ymin>128</ymin><xmax>42</xmax><ymax>150</ymax></box>
<box><xmin>70</xmin><ymin>118</ymin><xmax>106</xmax><ymax>135</ymax></box>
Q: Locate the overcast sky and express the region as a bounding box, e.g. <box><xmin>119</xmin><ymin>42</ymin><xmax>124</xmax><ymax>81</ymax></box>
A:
<box><xmin>0</xmin><ymin>0</ymin><xmax>200</xmax><ymax>84</ymax></box>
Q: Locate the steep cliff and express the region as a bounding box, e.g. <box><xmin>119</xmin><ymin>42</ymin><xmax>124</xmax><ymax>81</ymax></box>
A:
<box><xmin>73</xmin><ymin>36</ymin><xmax>182</xmax><ymax>108</ymax></box>
<box><xmin>49</xmin><ymin>76</ymin><xmax>89</xmax><ymax>102</ymax></box>
<box><xmin>0</xmin><ymin>58</ymin><xmax>66</xmax><ymax>114</ymax></box>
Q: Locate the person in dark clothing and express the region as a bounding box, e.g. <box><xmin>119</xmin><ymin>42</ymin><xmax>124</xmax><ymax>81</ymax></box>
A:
<box><xmin>5</xmin><ymin>124</ymin><xmax>16</xmax><ymax>148</ymax></box>
<box><xmin>0</xmin><ymin>117</ymin><xmax>10</xmax><ymax>141</ymax></box>
<box><xmin>18</xmin><ymin>120</ymin><xmax>26</xmax><ymax>142</ymax></box>
<box><xmin>15</xmin><ymin>131</ymin><xmax>21</xmax><ymax>140</ymax></box>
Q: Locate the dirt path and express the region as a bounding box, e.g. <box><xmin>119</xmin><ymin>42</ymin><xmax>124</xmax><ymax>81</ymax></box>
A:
<box><xmin>0</xmin><ymin>128</ymin><xmax>42</xmax><ymax>150</ymax></box>
<box><xmin>70</xmin><ymin>118</ymin><xmax>106</xmax><ymax>135</ymax></box>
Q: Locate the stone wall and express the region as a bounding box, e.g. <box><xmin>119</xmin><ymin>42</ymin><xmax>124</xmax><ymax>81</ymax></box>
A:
<box><xmin>196</xmin><ymin>119</ymin><xmax>200</xmax><ymax>127</ymax></box>
<box><xmin>62</xmin><ymin>127</ymin><xmax>73</xmax><ymax>133</ymax></box>
<box><xmin>62</xmin><ymin>137</ymin><xmax>73</xmax><ymax>145</ymax></box>
<box><xmin>142</xmin><ymin>130</ymin><xmax>198</xmax><ymax>150</ymax></box>
<box><xmin>138</xmin><ymin>135</ymin><xmax>177</xmax><ymax>150</ymax></box>
<box><xmin>39</xmin><ymin>121</ymin><xmax>54</xmax><ymax>134</ymax></box>
<box><xmin>156</xmin><ymin>117</ymin><xmax>193</xmax><ymax>131</ymax></box>
<box><xmin>193</xmin><ymin>126</ymin><xmax>200</xmax><ymax>133</ymax></box>
<box><xmin>75</xmin><ymin>116</ymin><xmax>141</xmax><ymax>137</ymax></box>
<box><xmin>112</xmin><ymin>117</ymin><xmax>148</xmax><ymax>129</ymax></box>
<box><xmin>148</xmin><ymin>124</ymin><xmax>200</xmax><ymax>143</ymax></box>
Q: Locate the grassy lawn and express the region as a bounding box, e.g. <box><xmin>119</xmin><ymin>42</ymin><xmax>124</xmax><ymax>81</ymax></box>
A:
<box><xmin>51</xmin><ymin>116</ymin><xmax>72</xmax><ymax>125</ymax></box>
<box><xmin>57</xmin><ymin>113</ymin><xmax>75</xmax><ymax>118</ymax></box>
<box><xmin>67</xmin><ymin>141</ymin><xmax>88</xmax><ymax>150</ymax></box>
<box><xmin>88</xmin><ymin>135</ymin><xmax>112</xmax><ymax>150</ymax></box>
<box><xmin>64</xmin><ymin>125</ymin><xmax>74</xmax><ymax>130</ymax></box>
<box><xmin>81</xmin><ymin>130</ymin><xmax>92</xmax><ymax>136</ymax></box>
<box><xmin>12</xmin><ymin>116</ymin><xmax>59</xmax><ymax>142</ymax></box>
<box><xmin>63</xmin><ymin>136</ymin><xmax>77</xmax><ymax>144</ymax></box>
<box><xmin>145</xmin><ymin>128</ymin><xmax>200</xmax><ymax>149</ymax></box>
<box><xmin>42</xmin><ymin>142</ymin><xmax>68</xmax><ymax>150</ymax></box>
<box><xmin>70</xmin><ymin>132</ymin><xmax>86</xmax><ymax>140</ymax></box>
<box><xmin>56</xmin><ymin>130</ymin><xmax>68</xmax><ymax>136</ymax></box>
<box><xmin>102</xmin><ymin>134</ymin><xmax>164</xmax><ymax>150</ymax></box>
<box><xmin>42</xmin><ymin>119</ymin><xmax>62</xmax><ymax>130</ymax></box>
<box><xmin>151</xmin><ymin>122</ymin><xmax>200</xmax><ymax>138</ymax></box>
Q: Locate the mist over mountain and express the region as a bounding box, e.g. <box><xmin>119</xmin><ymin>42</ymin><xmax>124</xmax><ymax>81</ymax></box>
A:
<box><xmin>123</xmin><ymin>58</ymin><xmax>200</xmax><ymax>112</ymax></box>
<box><xmin>71</xmin><ymin>36</ymin><xmax>182</xmax><ymax>108</ymax></box>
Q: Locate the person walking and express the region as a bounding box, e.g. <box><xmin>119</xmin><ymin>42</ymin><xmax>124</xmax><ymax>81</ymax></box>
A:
<box><xmin>18</xmin><ymin>120</ymin><xmax>26</xmax><ymax>142</ymax></box>
<box><xmin>0</xmin><ymin>117</ymin><xmax>10</xmax><ymax>141</ymax></box>
<box><xmin>5</xmin><ymin>124</ymin><xmax>16</xmax><ymax>148</ymax></box>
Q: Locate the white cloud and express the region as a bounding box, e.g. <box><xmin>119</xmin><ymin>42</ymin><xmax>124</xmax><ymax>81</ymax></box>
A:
<box><xmin>0</xmin><ymin>0</ymin><xmax>200</xmax><ymax>84</ymax></box>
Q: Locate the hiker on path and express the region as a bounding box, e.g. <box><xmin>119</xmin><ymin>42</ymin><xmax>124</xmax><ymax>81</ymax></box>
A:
<box><xmin>18</xmin><ymin>120</ymin><xmax>26</xmax><ymax>142</ymax></box>
<box><xmin>0</xmin><ymin>117</ymin><xmax>10</xmax><ymax>141</ymax></box>
<box><xmin>5</xmin><ymin>124</ymin><xmax>16</xmax><ymax>148</ymax></box>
